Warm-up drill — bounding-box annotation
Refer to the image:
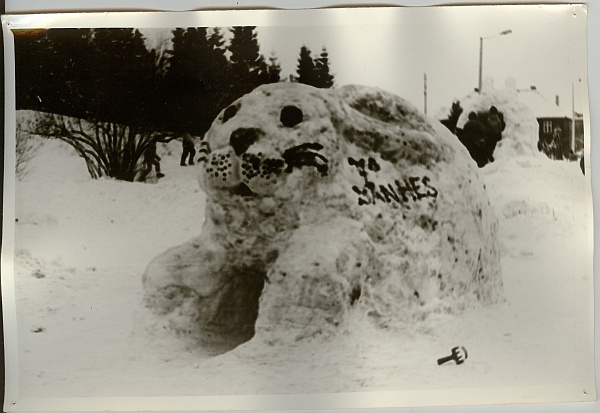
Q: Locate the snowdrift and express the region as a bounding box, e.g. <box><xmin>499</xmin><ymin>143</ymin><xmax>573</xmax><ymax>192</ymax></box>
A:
<box><xmin>143</xmin><ymin>83</ymin><xmax>503</xmax><ymax>353</ymax></box>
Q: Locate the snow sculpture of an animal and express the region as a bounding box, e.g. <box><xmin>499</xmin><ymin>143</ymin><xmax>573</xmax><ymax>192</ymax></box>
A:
<box><xmin>142</xmin><ymin>83</ymin><xmax>502</xmax><ymax>352</ymax></box>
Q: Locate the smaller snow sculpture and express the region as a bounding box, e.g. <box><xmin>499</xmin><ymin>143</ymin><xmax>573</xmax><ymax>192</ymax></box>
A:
<box><xmin>143</xmin><ymin>83</ymin><xmax>502</xmax><ymax>353</ymax></box>
<box><xmin>456</xmin><ymin>84</ymin><xmax>539</xmax><ymax>163</ymax></box>
<box><xmin>458</xmin><ymin>106</ymin><xmax>506</xmax><ymax>167</ymax></box>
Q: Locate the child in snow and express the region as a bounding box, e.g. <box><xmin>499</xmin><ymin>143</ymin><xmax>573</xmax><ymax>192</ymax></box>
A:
<box><xmin>139</xmin><ymin>141</ymin><xmax>164</xmax><ymax>181</ymax></box>
<box><xmin>483</xmin><ymin>106</ymin><xmax>505</xmax><ymax>163</ymax></box>
<box><xmin>181</xmin><ymin>133</ymin><xmax>196</xmax><ymax>166</ymax></box>
<box><xmin>460</xmin><ymin>111</ymin><xmax>487</xmax><ymax>167</ymax></box>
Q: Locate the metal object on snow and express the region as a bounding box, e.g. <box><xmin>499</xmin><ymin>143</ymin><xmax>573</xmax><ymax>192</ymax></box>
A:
<box><xmin>437</xmin><ymin>346</ymin><xmax>468</xmax><ymax>365</ymax></box>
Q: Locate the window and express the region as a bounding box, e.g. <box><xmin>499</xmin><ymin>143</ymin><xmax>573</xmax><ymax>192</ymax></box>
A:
<box><xmin>543</xmin><ymin>120</ymin><xmax>553</xmax><ymax>134</ymax></box>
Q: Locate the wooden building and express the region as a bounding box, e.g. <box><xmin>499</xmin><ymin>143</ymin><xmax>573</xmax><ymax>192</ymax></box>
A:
<box><xmin>518</xmin><ymin>87</ymin><xmax>584</xmax><ymax>158</ymax></box>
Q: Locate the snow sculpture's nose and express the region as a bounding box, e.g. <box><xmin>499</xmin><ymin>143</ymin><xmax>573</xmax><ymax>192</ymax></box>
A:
<box><xmin>230</xmin><ymin>128</ymin><xmax>261</xmax><ymax>156</ymax></box>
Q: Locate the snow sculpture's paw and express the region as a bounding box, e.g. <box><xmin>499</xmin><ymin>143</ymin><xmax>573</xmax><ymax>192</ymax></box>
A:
<box><xmin>144</xmin><ymin>83</ymin><xmax>502</xmax><ymax>353</ymax></box>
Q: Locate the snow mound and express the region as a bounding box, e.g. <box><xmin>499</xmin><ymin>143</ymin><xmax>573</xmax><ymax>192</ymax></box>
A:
<box><xmin>457</xmin><ymin>84</ymin><xmax>540</xmax><ymax>160</ymax></box>
<box><xmin>483</xmin><ymin>155</ymin><xmax>587</xmax><ymax>238</ymax></box>
<box><xmin>143</xmin><ymin>83</ymin><xmax>502</xmax><ymax>353</ymax></box>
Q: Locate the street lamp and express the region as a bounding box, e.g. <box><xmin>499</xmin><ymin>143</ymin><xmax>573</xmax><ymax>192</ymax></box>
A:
<box><xmin>478</xmin><ymin>29</ymin><xmax>512</xmax><ymax>93</ymax></box>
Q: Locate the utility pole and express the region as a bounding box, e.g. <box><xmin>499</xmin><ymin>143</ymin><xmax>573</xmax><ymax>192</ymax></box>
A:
<box><xmin>424</xmin><ymin>73</ymin><xmax>428</xmax><ymax>115</ymax></box>
<box><xmin>571</xmin><ymin>82</ymin><xmax>576</xmax><ymax>151</ymax></box>
<box><xmin>478</xmin><ymin>37</ymin><xmax>483</xmax><ymax>93</ymax></box>
<box><xmin>478</xmin><ymin>29</ymin><xmax>512</xmax><ymax>93</ymax></box>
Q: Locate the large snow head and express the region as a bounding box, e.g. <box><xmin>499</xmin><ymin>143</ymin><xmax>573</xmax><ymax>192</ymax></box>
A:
<box><xmin>199</xmin><ymin>83</ymin><xmax>342</xmax><ymax>202</ymax></box>
<box><xmin>144</xmin><ymin>83</ymin><xmax>503</xmax><ymax>354</ymax></box>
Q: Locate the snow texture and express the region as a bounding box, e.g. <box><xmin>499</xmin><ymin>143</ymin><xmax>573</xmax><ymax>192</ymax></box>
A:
<box><xmin>143</xmin><ymin>83</ymin><xmax>502</xmax><ymax>353</ymax></box>
<box><xmin>10</xmin><ymin>106</ymin><xmax>594</xmax><ymax>401</ymax></box>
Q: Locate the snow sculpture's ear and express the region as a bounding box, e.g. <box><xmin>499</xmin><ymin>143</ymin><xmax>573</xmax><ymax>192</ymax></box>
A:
<box><xmin>333</xmin><ymin>85</ymin><xmax>447</xmax><ymax>166</ymax></box>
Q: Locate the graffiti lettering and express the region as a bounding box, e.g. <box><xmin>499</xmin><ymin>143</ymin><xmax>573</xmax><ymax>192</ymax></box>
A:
<box><xmin>348</xmin><ymin>157</ymin><xmax>438</xmax><ymax>206</ymax></box>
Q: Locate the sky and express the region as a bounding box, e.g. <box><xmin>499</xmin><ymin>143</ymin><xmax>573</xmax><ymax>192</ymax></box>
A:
<box><xmin>252</xmin><ymin>6</ymin><xmax>588</xmax><ymax>117</ymax></box>
<box><xmin>132</xmin><ymin>5</ymin><xmax>588</xmax><ymax>118</ymax></box>
<box><xmin>4</xmin><ymin>4</ymin><xmax>589</xmax><ymax>119</ymax></box>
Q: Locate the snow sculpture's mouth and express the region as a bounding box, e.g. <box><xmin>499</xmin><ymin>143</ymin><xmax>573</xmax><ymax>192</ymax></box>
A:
<box><xmin>232</xmin><ymin>182</ymin><xmax>255</xmax><ymax>197</ymax></box>
<box><xmin>282</xmin><ymin>142</ymin><xmax>329</xmax><ymax>177</ymax></box>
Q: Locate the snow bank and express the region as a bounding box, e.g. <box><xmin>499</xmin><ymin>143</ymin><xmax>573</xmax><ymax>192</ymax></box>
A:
<box><xmin>143</xmin><ymin>83</ymin><xmax>502</xmax><ymax>353</ymax></box>
<box><xmin>483</xmin><ymin>155</ymin><xmax>589</xmax><ymax>238</ymax></box>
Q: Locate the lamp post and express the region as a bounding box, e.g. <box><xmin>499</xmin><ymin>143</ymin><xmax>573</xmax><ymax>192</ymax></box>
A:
<box><xmin>478</xmin><ymin>29</ymin><xmax>512</xmax><ymax>93</ymax></box>
<box><xmin>571</xmin><ymin>82</ymin><xmax>575</xmax><ymax>151</ymax></box>
<box><xmin>571</xmin><ymin>79</ymin><xmax>582</xmax><ymax>152</ymax></box>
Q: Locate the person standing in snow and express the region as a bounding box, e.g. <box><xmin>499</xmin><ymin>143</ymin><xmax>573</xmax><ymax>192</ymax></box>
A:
<box><xmin>139</xmin><ymin>141</ymin><xmax>164</xmax><ymax>181</ymax></box>
<box><xmin>180</xmin><ymin>132</ymin><xmax>196</xmax><ymax>166</ymax></box>
<box><xmin>460</xmin><ymin>111</ymin><xmax>487</xmax><ymax>167</ymax></box>
<box><xmin>483</xmin><ymin>106</ymin><xmax>505</xmax><ymax>164</ymax></box>
<box><xmin>551</xmin><ymin>127</ymin><xmax>564</xmax><ymax>160</ymax></box>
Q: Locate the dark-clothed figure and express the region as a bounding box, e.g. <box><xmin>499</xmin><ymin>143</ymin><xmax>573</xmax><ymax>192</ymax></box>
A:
<box><xmin>139</xmin><ymin>141</ymin><xmax>164</xmax><ymax>181</ymax></box>
<box><xmin>551</xmin><ymin>127</ymin><xmax>564</xmax><ymax>160</ymax></box>
<box><xmin>460</xmin><ymin>111</ymin><xmax>487</xmax><ymax>167</ymax></box>
<box><xmin>538</xmin><ymin>127</ymin><xmax>566</xmax><ymax>160</ymax></box>
<box><xmin>181</xmin><ymin>133</ymin><xmax>196</xmax><ymax>166</ymax></box>
<box><xmin>483</xmin><ymin>106</ymin><xmax>505</xmax><ymax>164</ymax></box>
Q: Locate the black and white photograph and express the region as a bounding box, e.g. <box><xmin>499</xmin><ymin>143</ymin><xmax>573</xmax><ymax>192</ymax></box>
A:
<box><xmin>1</xmin><ymin>3</ymin><xmax>596</xmax><ymax>411</ymax></box>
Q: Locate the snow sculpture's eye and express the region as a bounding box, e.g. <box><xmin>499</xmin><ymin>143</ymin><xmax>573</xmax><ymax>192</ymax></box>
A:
<box><xmin>223</xmin><ymin>105</ymin><xmax>238</xmax><ymax>123</ymax></box>
<box><xmin>280</xmin><ymin>106</ymin><xmax>303</xmax><ymax>127</ymax></box>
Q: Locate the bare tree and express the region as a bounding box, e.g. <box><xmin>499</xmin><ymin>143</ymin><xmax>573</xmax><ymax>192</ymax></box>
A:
<box><xmin>15</xmin><ymin>115</ymin><xmax>43</xmax><ymax>181</ymax></box>
<box><xmin>38</xmin><ymin>114</ymin><xmax>176</xmax><ymax>182</ymax></box>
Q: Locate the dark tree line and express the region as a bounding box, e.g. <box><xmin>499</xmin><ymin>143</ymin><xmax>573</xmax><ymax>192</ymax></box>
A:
<box><xmin>14</xmin><ymin>27</ymin><xmax>286</xmax><ymax>137</ymax></box>
<box><xmin>13</xmin><ymin>27</ymin><xmax>334</xmax><ymax>181</ymax></box>
<box><xmin>295</xmin><ymin>46</ymin><xmax>335</xmax><ymax>88</ymax></box>
<box><xmin>15</xmin><ymin>28</ymin><xmax>334</xmax><ymax>136</ymax></box>
<box><xmin>15</xmin><ymin>28</ymin><xmax>156</xmax><ymax>126</ymax></box>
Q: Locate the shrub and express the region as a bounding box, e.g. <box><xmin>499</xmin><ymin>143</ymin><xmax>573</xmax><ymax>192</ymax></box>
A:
<box><xmin>38</xmin><ymin>114</ymin><xmax>174</xmax><ymax>181</ymax></box>
<box><xmin>15</xmin><ymin>113</ymin><xmax>43</xmax><ymax>181</ymax></box>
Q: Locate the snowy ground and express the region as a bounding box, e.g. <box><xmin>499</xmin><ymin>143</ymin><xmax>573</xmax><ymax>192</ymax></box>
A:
<box><xmin>6</xmin><ymin>127</ymin><xmax>596</xmax><ymax>405</ymax></box>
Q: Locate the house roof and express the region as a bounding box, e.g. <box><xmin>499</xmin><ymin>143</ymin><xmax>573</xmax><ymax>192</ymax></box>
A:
<box><xmin>517</xmin><ymin>89</ymin><xmax>572</xmax><ymax>118</ymax></box>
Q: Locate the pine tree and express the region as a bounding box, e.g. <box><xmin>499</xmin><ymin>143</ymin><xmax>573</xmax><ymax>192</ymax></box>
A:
<box><xmin>14</xmin><ymin>28</ymin><xmax>173</xmax><ymax>182</ymax></box>
<box><xmin>267</xmin><ymin>53</ymin><xmax>282</xmax><ymax>84</ymax></box>
<box><xmin>90</xmin><ymin>28</ymin><xmax>155</xmax><ymax>125</ymax></box>
<box><xmin>163</xmin><ymin>27</ymin><xmax>215</xmax><ymax>133</ymax></box>
<box><xmin>14</xmin><ymin>29</ymin><xmax>96</xmax><ymax>118</ymax></box>
<box><xmin>163</xmin><ymin>26</ymin><xmax>275</xmax><ymax>135</ymax></box>
<box><xmin>314</xmin><ymin>47</ymin><xmax>334</xmax><ymax>88</ymax></box>
<box><xmin>229</xmin><ymin>27</ymin><xmax>261</xmax><ymax>72</ymax></box>
<box><xmin>296</xmin><ymin>46</ymin><xmax>317</xmax><ymax>86</ymax></box>
<box><xmin>14</xmin><ymin>29</ymin><xmax>52</xmax><ymax>111</ymax></box>
<box><xmin>208</xmin><ymin>27</ymin><xmax>233</xmax><ymax>111</ymax></box>
<box><xmin>207</xmin><ymin>28</ymin><xmax>229</xmax><ymax>87</ymax></box>
<box><xmin>228</xmin><ymin>26</ymin><xmax>269</xmax><ymax>97</ymax></box>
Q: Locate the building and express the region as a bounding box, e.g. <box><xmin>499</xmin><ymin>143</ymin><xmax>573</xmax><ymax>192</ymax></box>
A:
<box><xmin>517</xmin><ymin>86</ymin><xmax>584</xmax><ymax>157</ymax></box>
